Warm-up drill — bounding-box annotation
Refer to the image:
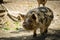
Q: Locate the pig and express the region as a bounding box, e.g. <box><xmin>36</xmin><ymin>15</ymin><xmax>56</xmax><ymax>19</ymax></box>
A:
<box><xmin>37</xmin><ymin>0</ymin><xmax>47</xmax><ymax>7</ymax></box>
<box><xmin>22</xmin><ymin>7</ymin><xmax>54</xmax><ymax>37</ymax></box>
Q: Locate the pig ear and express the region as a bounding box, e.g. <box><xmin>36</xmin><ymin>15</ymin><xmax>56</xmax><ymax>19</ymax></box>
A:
<box><xmin>31</xmin><ymin>12</ymin><xmax>38</xmax><ymax>22</ymax></box>
<box><xmin>31</xmin><ymin>14</ymin><xmax>36</xmax><ymax>20</ymax></box>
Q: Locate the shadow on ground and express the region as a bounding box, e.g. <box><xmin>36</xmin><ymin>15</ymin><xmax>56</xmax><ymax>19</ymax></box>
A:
<box><xmin>0</xmin><ymin>29</ymin><xmax>60</xmax><ymax>40</ymax></box>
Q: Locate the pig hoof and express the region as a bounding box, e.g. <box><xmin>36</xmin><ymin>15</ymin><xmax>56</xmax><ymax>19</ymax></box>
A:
<box><xmin>44</xmin><ymin>29</ymin><xmax>48</xmax><ymax>34</ymax></box>
<box><xmin>33</xmin><ymin>34</ymin><xmax>37</xmax><ymax>37</ymax></box>
<box><xmin>41</xmin><ymin>31</ymin><xmax>47</xmax><ymax>35</ymax></box>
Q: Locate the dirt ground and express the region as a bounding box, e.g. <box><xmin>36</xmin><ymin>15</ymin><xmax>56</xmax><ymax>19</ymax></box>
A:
<box><xmin>0</xmin><ymin>0</ymin><xmax>60</xmax><ymax>40</ymax></box>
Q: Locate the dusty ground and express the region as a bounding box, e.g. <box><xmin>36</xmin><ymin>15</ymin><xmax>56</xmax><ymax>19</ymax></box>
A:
<box><xmin>0</xmin><ymin>0</ymin><xmax>60</xmax><ymax>40</ymax></box>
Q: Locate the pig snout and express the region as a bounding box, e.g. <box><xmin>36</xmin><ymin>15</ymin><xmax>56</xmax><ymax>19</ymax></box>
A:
<box><xmin>23</xmin><ymin>22</ymin><xmax>27</xmax><ymax>27</ymax></box>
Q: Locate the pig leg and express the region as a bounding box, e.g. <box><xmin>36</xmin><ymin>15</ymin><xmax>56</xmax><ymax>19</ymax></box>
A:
<box><xmin>40</xmin><ymin>27</ymin><xmax>44</xmax><ymax>34</ymax></box>
<box><xmin>42</xmin><ymin>28</ymin><xmax>48</xmax><ymax>35</ymax></box>
<box><xmin>40</xmin><ymin>26</ymin><xmax>48</xmax><ymax>35</ymax></box>
<box><xmin>37</xmin><ymin>0</ymin><xmax>41</xmax><ymax>7</ymax></box>
<box><xmin>38</xmin><ymin>3</ymin><xmax>40</xmax><ymax>7</ymax></box>
<box><xmin>43</xmin><ymin>3</ymin><xmax>45</xmax><ymax>6</ymax></box>
<box><xmin>43</xmin><ymin>0</ymin><xmax>47</xmax><ymax>6</ymax></box>
<box><xmin>33</xmin><ymin>29</ymin><xmax>37</xmax><ymax>37</ymax></box>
